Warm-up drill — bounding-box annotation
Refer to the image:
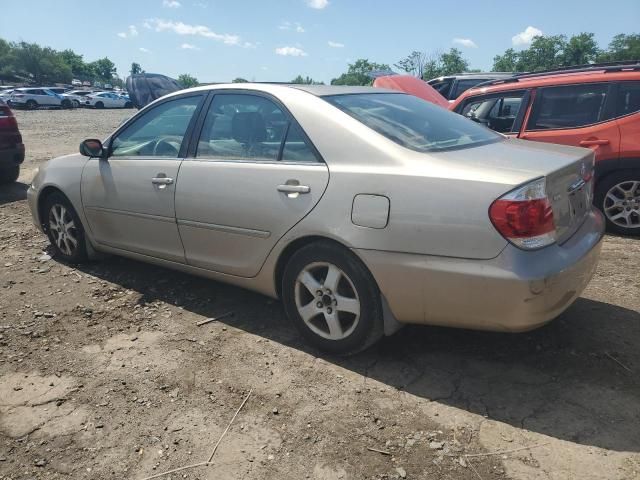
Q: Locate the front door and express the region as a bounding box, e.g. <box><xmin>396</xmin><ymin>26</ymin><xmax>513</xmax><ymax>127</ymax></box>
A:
<box><xmin>520</xmin><ymin>83</ymin><xmax>620</xmax><ymax>162</ymax></box>
<box><xmin>81</xmin><ymin>94</ymin><xmax>205</xmax><ymax>262</ymax></box>
<box><xmin>175</xmin><ymin>92</ymin><xmax>329</xmax><ymax>277</ymax></box>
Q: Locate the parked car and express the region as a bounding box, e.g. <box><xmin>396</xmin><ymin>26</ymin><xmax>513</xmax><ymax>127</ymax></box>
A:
<box><xmin>0</xmin><ymin>99</ymin><xmax>25</xmax><ymax>183</ymax></box>
<box><xmin>62</xmin><ymin>90</ymin><xmax>95</xmax><ymax>108</ymax></box>
<box><xmin>27</xmin><ymin>84</ymin><xmax>604</xmax><ymax>354</ymax></box>
<box><xmin>72</xmin><ymin>79</ymin><xmax>82</xmax><ymax>86</ymax></box>
<box><xmin>427</xmin><ymin>72</ymin><xmax>513</xmax><ymax>101</ymax></box>
<box><xmin>0</xmin><ymin>89</ymin><xmax>16</xmax><ymax>103</ymax></box>
<box><xmin>84</xmin><ymin>92</ymin><xmax>133</xmax><ymax>109</ymax></box>
<box><xmin>10</xmin><ymin>88</ymin><xmax>73</xmax><ymax>110</ymax></box>
<box><xmin>82</xmin><ymin>81</ymin><xmax>91</xmax><ymax>87</ymax></box>
<box><xmin>450</xmin><ymin>62</ymin><xmax>640</xmax><ymax>236</ymax></box>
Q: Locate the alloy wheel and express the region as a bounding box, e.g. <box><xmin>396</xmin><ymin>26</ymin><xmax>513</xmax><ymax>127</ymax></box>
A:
<box><xmin>603</xmin><ymin>180</ymin><xmax>640</xmax><ymax>229</ymax></box>
<box><xmin>294</xmin><ymin>262</ymin><xmax>361</xmax><ymax>340</ymax></box>
<box><xmin>48</xmin><ymin>203</ymin><xmax>79</xmax><ymax>255</ymax></box>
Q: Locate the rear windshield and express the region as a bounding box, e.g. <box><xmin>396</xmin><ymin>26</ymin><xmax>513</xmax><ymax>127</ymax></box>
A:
<box><xmin>324</xmin><ymin>93</ymin><xmax>501</xmax><ymax>152</ymax></box>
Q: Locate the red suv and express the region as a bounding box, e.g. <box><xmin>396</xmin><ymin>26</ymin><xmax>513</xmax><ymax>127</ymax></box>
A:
<box><xmin>450</xmin><ymin>63</ymin><xmax>640</xmax><ymax>236</ymax></box>
<box><xmin>0</xmin><ymin>99</ymin><xmax>24</xmax><ymax>184</ymax></box>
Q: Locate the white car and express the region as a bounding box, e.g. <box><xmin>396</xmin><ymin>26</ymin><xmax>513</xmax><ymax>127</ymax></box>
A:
<box><xmin>10</xmin><ymin>88</ymin><xmax>73</xmax><ymax>110</ymax></box>
<box><xmin>62</xmin><ymin>90</ymin><xmax>95</xmax><ymax>108</ymax></box>
<box><xmin>84</xmin><ymin>92</ymin><xmax>133</xmax><ymax>109</ymax></box>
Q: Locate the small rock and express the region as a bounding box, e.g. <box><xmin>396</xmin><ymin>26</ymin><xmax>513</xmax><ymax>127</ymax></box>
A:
<box><xmin>395</xmin><ymin>467</ymin><xmax>407</xmax><ymax>478</ymax></box>
<box><xmin>34</xmin><ymin>459</ymin><xmax>47</xmax><ymax>467</ymax></box>
<box><xmin>458</xmin><ymin>457</ymin><xmax>467</xmax><ymax>468</ymax></box>
<box><xmin>272</xmin><ymin>408</ymin><xmax>279</xmax><ymax>415</ymax></box>
<box><xmin>429</xmin><ymin>441</ymin><xmax>445</xmax><ymax>450</ymax></box>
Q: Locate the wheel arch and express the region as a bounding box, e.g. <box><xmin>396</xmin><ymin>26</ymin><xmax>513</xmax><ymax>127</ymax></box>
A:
<box><xmin>37</xmin><ymin>186</ymin><xmax>70</xmax><ymax>232</ymax></box>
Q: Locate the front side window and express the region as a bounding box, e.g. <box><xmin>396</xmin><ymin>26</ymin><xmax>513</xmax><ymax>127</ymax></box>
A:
<box><xmin>430</xmin><ymin>80</ymin><xmax>453</xmax><ymax>99</ymax></box>
<box><xmin>110</xmin><ymin>95</ymin><xmax>202</xmax><ymax>158</ymax></box>
<box><xmin>527</xmin><ymin>83</ymin><xmax>609</xmax><ymax>130</ymax></box>
<box><xmin>325</xmin><ymin>93</ymin><xmax>501</xmax><ymax>152</ymax></box>
<box><xmin>197</xmin><ymin>93</ymin><xmax>318</xmax><ymax>162</ymax></box>
<box><xmin>460</xmin><ymin>91</ymin><xmax>526</xmax><ymax>133</ymax></box>
<box><xmin>616</xmin><ymin>82</ymin><xmax>640</xmax><ymax>117</ymax></box>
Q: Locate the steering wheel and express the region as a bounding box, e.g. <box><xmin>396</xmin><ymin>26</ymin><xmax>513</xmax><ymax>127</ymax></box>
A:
<box><xmin>152</xmin><ymin>136</ymin><xmax>180</xmax><ymax>156</ymax></box>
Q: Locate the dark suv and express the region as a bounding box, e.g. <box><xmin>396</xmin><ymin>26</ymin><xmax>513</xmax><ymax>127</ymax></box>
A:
<box><xmin>427</xmin><ymin>72</ymin><xmax>513</xmax><ymax>101</ymax></box>
<box><xmin>0</xmin><ymin>99</ymin><xmax>25</xmax><ymax>183</ymax></box>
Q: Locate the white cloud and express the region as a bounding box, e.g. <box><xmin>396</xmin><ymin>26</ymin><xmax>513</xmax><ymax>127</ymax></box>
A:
<box><xmin>194</xmin><ymin>1</ymin><xmax>207</xmax><ymax>6</ymax></box>
<box><xmin>275</xmin><ymin>46</ymin><xmax>308</xmax><ymax>57</ymax></box>
<box><xmin>163</xmin><ymin>0</ymin><xmax>181</xmax><ymax>7</ymax></box>
<box><xmin>512</xmin><ymin>26</ymin><xmax>543</xmax><ymax>46</ymax></box>
<box><xmin>453</xmin><ymin>37</ymin><xmax>477</xmax><ymax>48</ymax></box>
<box><xmin>279</xmin><ymin>21</ymin><xmax>305</xmax><ymax>33</ymax></box>
<box><xmin>181</xmin><ymin>43</ymin><xmax>199</xmax><ymax>50</ymax></box>
<box><xmin>148</xmin><ymin>18</ymin><xmax>245</xmax><ymax>46</ymax></box>
<box><xmin>117</xmin><ymin>25</ymin><xmax>139</xmax><ymax>39</ymax></box>
<box><xmin>307</xmin><ymin>0</ymin><xmax>329</xmax><ymax>9</ymax></box>
<box><xmin>328</xmin><ymin>40</ymin><xmax>344</xmax><ymax>48</ymax></box>
<box><xmin>139</xmin><ymin>47</ymin><xmax>150</xmax><ymax>53</ymax></box>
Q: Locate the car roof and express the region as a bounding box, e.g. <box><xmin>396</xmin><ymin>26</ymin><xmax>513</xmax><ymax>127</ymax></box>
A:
<box><xmin>457</xmin><ymin>64</ymin><xmax>640</xmax><ymax>101</ymax></box>
<box><xmin>179</xmin><ymin>83</ymin><xmax>398</xmax><ymax>97</ymax></box>
<box><xmin>429</xmin><ymin>72</ymin><xmax>513</xmax><ymax>82</ymax></box>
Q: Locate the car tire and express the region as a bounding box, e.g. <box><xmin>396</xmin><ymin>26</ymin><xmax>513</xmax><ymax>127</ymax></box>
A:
<box><xmin>61</xmin><ymin>99</ymin><xmax>72</xmax><ymax>109</ymax></box>
<box><xmin>595</xmin><ymin>169</ymin><xmax>640</xmax><ymax>236</ymax></box>
<box><xmin>43</xmin><ymin>192</ymin><xmax>88</xmax><ymax>263</ymax></box>
<box><xmin>0</xmin><ymin>165</ymin><xmax>20</xmax><ymax>184</ymax></box>
<box><xmin>95</xmin><ymin>101</ymin><xmax>104</xmax><ymax>109</ymax></box>
<box><xmin>72</xmin><ymin>99</ymin><xmax>80</xmax><ymax>108</ymax></box>
<box><xmin>282</xmin><ymin>241</ymin><xmax>384</xmax><ymax>355</ymax></box>
<box><xmin>26</xmin><ymin>99</ymin><xmax>37</xmax><ymax>110</ymax></box>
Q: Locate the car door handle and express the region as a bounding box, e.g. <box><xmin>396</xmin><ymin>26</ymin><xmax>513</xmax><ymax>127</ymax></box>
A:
<box><xmin>579</xmin><ymin>139</ymin><xmax>609</xmax><ymax>146</ymax></box>
<box><xmin>152</xmin><ymin>177</ymin><xmax>174</xmax><ymax>185</ymax></box>
<box><xmin>277</xmin><ymin>184</ymin><xmax>310</xmax><ymax>194</ymax></box>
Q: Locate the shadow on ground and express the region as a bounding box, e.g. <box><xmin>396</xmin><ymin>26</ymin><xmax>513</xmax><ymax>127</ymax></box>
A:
<box><xmin>74</xmin><ymin>254</ymin><xmax>640</xmax><ymax>453</ymax></box>
<box><xmin>0</xmin><ymin>182</ymin><xmax>27</xmax><ymax>206</ymax></box>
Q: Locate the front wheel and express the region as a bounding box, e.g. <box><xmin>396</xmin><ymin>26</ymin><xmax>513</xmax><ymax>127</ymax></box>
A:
<box><xmin>61</xmin><ymin>99</ymin><xmax>72</xmax><ymax>109</ymax></box>
<box><xmin>95</xmin><ymin>101</ymin><xmax>104</xmax><ymax>109</ymax></box>
<box><xmin>43</xmin><ymin>192</ymin><xmax>88</xmax><ymax>263</ymax></box>
<box><xmin>282</xmin><ymin>241</ymin><xmax>384</xmax><ymax>355</ymax></box>
<box><xmin>595</xmin><ymin>170</ymin><xmax>640</xmax><ymax>236</ymax></box>
<box><xmin>26</xmin><ymin>99</ymin><xmax>37</xmax><ymax>110</ymax></box>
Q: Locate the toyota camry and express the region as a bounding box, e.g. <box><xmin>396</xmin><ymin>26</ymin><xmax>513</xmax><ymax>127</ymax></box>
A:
<box><xmin>27</xmin><ymin>84</ymin><xmax>604</xmax><ymax>354</ymax></box>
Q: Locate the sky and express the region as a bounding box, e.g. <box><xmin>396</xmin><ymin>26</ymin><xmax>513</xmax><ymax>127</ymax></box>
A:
<box><xmin>1</xmin><ymin>0</ymin><xmax>638</xmax><ymax>84</ymax></box>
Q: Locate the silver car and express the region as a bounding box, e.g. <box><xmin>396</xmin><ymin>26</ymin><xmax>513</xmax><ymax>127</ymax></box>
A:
<box><xmin>27</xmin><ymin>84</ymin><xmax>604</xmax><ymax>354</ymax></box>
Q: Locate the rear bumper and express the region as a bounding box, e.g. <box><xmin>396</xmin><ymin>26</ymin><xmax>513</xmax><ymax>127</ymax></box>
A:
<box><xmin>0</xmin><ymin>144</ymin><xmax>25</xmax><ymax>167</ymax></box>
<box><xmin>356</xmin><ymin>209</ymin><xmax>605</xmax><ymax>332</ymax></box>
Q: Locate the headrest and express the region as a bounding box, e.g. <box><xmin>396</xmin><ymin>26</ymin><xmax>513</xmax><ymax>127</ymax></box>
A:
<box><xmin>232</xmin><ymin>112</ymin><xmax>266</xmax><ymax>144</ymax></box>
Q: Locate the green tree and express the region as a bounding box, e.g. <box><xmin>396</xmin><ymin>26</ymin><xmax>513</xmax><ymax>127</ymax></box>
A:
<box><xmin>12</xmin><ymin>42</ymin><xmax>72</xmax><ymax>84</ymax></box>
<box><xmin>0</xmin><ymin>39</ymin><xmax>17</xmax><ymax>81</ymax></box>
<box><xmin>561</xmin><ymin>32</ymin><xmax>600</xmax><ymax>66</ymax></box>
<box><xmin>395</xmin><ymin>50</ymin><xmax>428</xmax><ymax>78</ymax></box>
<box><xmin>492</xmin><ymin>48</ymin><xmax>520</xmax><ymax>72</ymax></box>
<box><xmin>59</xmin><ymin>49</ymin><xmax>92</xmax><ymax>79</ymax></box>
<box><xmin>331</xmin><ymin>59</ymin><xmax>391</xmax><ymax>86</ymax></box>
<box><xmin>130</xmin><ymin>62</ymin><xmax>143</xmax><ymax>76</ymax></box>
<box><xmin>178</xmin><ymin>73</ymin><xmax>199</xmax><ymax>88</ymax></box>
<box><xmin>598</xmin><ymin>34</ymin><xmax>640</xmax><ymax>62</ymax></box>
<box><xmin>291</xmin><ymin>75</ymin><xmax>323</xmax><ymax>85</ymax></box>
<box><xmin>231</xmin><ymin>77</ymin><xmax>249</xmax><ymax>83</ymax></box>
<box><xmin>88</xmin><ymin>57</ymin><xmax>116</xmax><ymax>81</ymax></box>
<box><xmin>517</xmin><ymin>35</ymin><xmax>567</xmax><ymax>71</ymax></box>
<box><xmin>439</xmin><ymin>48</ymin><xmax>469</xmax><ymax>75</ymax></box>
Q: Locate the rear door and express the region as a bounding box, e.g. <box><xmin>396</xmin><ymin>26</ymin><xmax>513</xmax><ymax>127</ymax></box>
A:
<box><xmin>614</xmin><ymin>81</ymin><xmax>640</xmax><ymax>161</ymax></box>
<box><xmin>81</xmin><ymin>93</ymin><xmax>205</xmax><ymax>261</ymax></box>
<box><xmin>175</xmin><ymin>92</ymin><xmax>329</xmax><ymax>277</ymax></box>
<box><xmin>520</xmin><ymin>83</ymin><xmax>620</xmax><ymax>162</ymax></box>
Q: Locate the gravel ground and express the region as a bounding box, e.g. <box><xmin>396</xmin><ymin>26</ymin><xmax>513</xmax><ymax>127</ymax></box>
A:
<box><xmin>0</xmin><ymin>109</ymin><xmax>639</xmax><ymax>480</ymax></box>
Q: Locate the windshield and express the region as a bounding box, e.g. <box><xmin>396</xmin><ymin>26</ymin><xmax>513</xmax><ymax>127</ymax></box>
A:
<box><xmin>324</xmin><ymin>93</ymin><xmax>501</xmax><ymax>152</ymax></box>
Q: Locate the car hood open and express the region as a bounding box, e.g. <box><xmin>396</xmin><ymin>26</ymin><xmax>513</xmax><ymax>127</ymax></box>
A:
<box><xmin>125</xmin><ymin>73</ymin><xmax>183</xmax><ymax>109</ymax></box>
<box><xmin>373</xmin><ymin>75</ymin><xmax>448</xmax><ymax>108</ymax></box>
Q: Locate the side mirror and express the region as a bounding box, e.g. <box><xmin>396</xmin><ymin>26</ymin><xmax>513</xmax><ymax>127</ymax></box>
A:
<box><xmin>80</xmin><ymin>139</ymin><xmax>105</xmax><ymax>158</ymax></box>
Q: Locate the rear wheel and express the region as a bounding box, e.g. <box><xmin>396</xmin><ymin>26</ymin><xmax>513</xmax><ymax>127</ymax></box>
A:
<box><xmin>595</xmin><ymin>170</ymin><xmax>640</xmax><ymax>236</ymax></box>
<box><xmin>72</xmin><ymin>99</ymin><xmax>80</xmax><ymax>108</ymax></box>
<box><xmin>61</xmin><ymin>99</ymin><xmax>72</xmax><ymax>109</ymax></box>
<box><xmin>0</xmin><ymin>165</ymin><xmax>19</xmax><ymax>184</ymax></box>
<box><xmin>26</xmin><ymin>99</ymin><xmax>37</xmax><ymax>110</ymax></box>
<box><xmin>43</xmin><ymin>192</ymin><xmax>88</xmax><ymax>263</ymax></box>
<box><xmin>282</xmin><ymin>241</ymin><xmax>383</xmax><ymax>355</ymax></box>
<box><xmin>95</xmin><ymin>101</ymin><xmax>104</xmax><ymax>109</ymax></box>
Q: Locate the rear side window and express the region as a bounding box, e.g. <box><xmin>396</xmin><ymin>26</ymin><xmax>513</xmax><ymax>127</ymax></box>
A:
<box><xmin>616</xmin><ymin>82</ymin><xmax>640</xmax><ymax>117</ymax></box>
<box><xmin>527</xmin><ymin>83</ymin><xmax>609</xmax><ymax>130</ymax></box>
<box><xmin>451</xmin><ymin>79</ymin><xmax>487</xmax><ymax>100</ymax></box>
<box><xmin>459</xmin><ymin>91</ymin><xmax>526</xmax><ymax>133</ymax></box>
<box><xmin>429</xmin><ymin>80</ymin><xmax>453</xmax><ymax>99</ymax></box>
<box><xmin>325</xmin><ymin>93</ymin><xmax>501</xmax><ymax>152</ymax></box>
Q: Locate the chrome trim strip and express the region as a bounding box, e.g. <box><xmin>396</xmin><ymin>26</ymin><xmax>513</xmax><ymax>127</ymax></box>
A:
<box><xmin>85</xmin><ymin>206</ymin><xmax>175</xmax><ymax>223</ymax></box>
<box><xmin>177</xmin><ymin>219</ymin><xmax>271</xmax><ymax>238</ymax></box>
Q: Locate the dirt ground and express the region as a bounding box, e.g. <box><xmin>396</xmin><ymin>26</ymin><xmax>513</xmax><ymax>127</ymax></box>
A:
<box><xmin>0</xmin><ymin>109</ymin><xmax>639</xmax><ymax>480</ymax></box>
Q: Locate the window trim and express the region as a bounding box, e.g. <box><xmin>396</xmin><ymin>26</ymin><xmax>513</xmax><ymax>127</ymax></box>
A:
<box><xmin>454</xmin><ymin>89</ymin><xmax>531</xmax><ymax>134</ymax></box>
<box><xmin>186</xmin><ymin>89</ymin><xmax>325</xmax><ymax>165</ymax></box>
<box><xmin>524</xmin><ymin>82</ymin><xmax>616</xmax><ymax>133</ymax></box>
<box><xmin>106</xmin><ymin>92</ymin><xmax>207</xmax><ymax>159</ymax></box>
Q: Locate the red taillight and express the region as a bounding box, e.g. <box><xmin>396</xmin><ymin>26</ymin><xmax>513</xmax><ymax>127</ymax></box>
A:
<box><xmin>489</xmin><ymin>178</ymin><xmax>556</xmax><ymax>250</ymax></box>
